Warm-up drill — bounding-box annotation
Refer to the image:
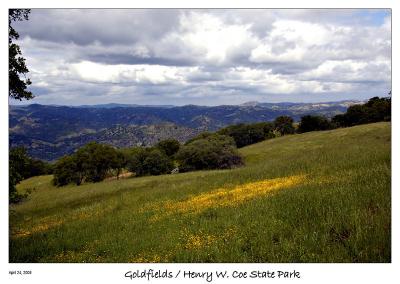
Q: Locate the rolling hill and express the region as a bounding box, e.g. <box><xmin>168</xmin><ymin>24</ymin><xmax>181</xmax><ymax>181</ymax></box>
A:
<box><xmin>9</xmin><ymin>100</ymin><xmax>360</xmax><ymax>161</ymax></box>
<box><xmin>9</xmin><ymin>122</ymin><xmax>390</xmax><ymax>263</ymax></box>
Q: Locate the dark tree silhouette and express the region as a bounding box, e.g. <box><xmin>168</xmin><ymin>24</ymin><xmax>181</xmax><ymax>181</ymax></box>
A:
<box><xmin>9</xmin><ymin>9</ymin><xmax>33</xmax><ymax>100</ymax></box>
<box><xmin>9</xmin><ymin>147</ymin><xmax>29</xmax><ymax>203</ymax></box>
<box><xmin>298</xmin><ymin>115</ymin><xmax>332</xmax><ymax>133</ymax></box>
<box><xmin>274</xmin><ymin>115</ymin><xmax>295</xmax><ymax>135</ymax></box>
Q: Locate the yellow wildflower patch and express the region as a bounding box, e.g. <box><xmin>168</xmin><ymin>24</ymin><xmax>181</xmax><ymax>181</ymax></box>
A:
<box><xmin>129</xmin><ymin>227</ymin><xmax>238</xmax><ymax>263</ymax></box>
<box><xmin>12</xmin><ymin>229</ymin><xmax>32</xmax><ymax>238</ymax></box>
<box><xmin>182</xmin><ymin>227</ymin><xmax>238</xmax><ymax>250</ymax></box>
<box><xmin>11</xmin><ymin>203</ymin><xmax>116</xmax><ymax>239</ymax></box>
<box><xmin>130</xmin><ymin>254</ymin><xmax>162</xmax><ymax>263</ymax></box>
<box><xmin>150</xmin><ymin>174</ymin><xmax>306</xmax><ymax>220</ymax></box>
<box><xmin>12</xmin><ymin>219</ymin><xmax>64</xmax><ymax>239</ymax></box>
<box><xmin>129</xmin><ymin>252</ymin><xmax>171</xmax><ymax>263</ymax></box>
<box><xmin>53</xmin><ymin>240</ymin><xmax>103</xmax><ymax>263</ymax></box>
<box><xmin>184</xmin><ymin>233</ymin><xmax>218</xmax><ymax>250</ymax></box>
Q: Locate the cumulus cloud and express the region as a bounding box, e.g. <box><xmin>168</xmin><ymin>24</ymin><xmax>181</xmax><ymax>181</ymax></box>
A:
<box><xmin>69</xmin><ymin>61</ymin><xmax>195</xmax><ymax>85</ymax></box>
<box><xmin>12</xmin><ymin>9</ymin><xmax>391</xmax><ymax>105</ymax></box>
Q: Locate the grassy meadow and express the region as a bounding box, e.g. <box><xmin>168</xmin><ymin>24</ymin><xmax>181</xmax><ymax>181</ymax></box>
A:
<box><xmin>9</xmin><ymin>122</ymin><xmax>391</xmax><ymax>263</ymax></box>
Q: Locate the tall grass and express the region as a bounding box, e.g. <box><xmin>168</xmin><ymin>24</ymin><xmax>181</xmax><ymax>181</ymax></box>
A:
<box><xmin>10</xmin><ymin>122</ymin><xmax>391</xmax><ymax>262</ymax></box>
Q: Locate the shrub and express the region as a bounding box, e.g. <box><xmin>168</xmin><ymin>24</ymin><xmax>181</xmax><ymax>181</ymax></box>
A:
<box><xmin>176</xmin><ymin>134</ymin><xmax>243</xmax><ymax>172</ymax></box>
<box><xmin>298</xmin><ymin>115</ymin><xmax>333</xmax><ymax>133</ymax></box>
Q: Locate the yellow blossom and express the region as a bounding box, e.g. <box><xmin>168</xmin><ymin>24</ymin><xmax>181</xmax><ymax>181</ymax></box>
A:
<box><xmin>150</xmin><ymin>174</ymin><xmax>306</xmax><ymax>220</ymax></box>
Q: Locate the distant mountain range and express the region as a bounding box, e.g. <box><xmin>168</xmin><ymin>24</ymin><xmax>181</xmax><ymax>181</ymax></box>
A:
<box><xmin>9</xmin><ymin>100</ymin><xmax>362</xmax><ymax>161</ymax></box>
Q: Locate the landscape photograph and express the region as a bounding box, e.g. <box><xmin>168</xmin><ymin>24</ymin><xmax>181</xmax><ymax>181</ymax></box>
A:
<box><xmin>9</xmin><ymin>9</ymin><xmax>391</xmax><ymax>263</ymax></box>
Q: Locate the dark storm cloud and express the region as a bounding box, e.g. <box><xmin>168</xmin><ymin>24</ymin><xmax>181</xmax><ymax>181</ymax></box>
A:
<box><xmin>15</xmin><ymin>9</ymin><xmax>182</xmax><ymax>46</ymax></box>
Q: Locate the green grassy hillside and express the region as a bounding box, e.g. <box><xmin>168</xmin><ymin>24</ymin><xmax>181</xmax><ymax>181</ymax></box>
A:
<box><xmin>10</xmin><ymin>122</ymin><xmax>391</xmax><ymax>263</ymax></box>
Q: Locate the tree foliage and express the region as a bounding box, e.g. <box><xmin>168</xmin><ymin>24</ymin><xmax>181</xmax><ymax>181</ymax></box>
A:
<box><xmin>28</xmin><ymin>159</ymin><xmax>53</xmax><ymax>176</ymax></box>
<box><xmin>298</xmin><ymin>115</ymin><xmax>333</xmax><ymax>133</ymax></box>
<box><xmin>126</xmin><ymin>147</ymin><xmax>151</xmax><ymax>176</ymax></box>
<box><xmin>142</xmin><ymin>149</ymin><xmax>174</xmax><ymax>175</ymax></box>
<box><xmin>176</xmin><ymin>134</ymin><xmax>243</xmax><ymax>172</ymax></box>
<box><xmin>274</xmin><ymin>116</ymin><xmax>295</xmax><ymax>135</ymax></box>
<box><xmin>185</xmin><ymin>132</ymin><xmax>214</xmax><ymax>145</ymax></box>
<box><xmin>332</xmin><ymin>97</ymin><xmax>391</xmax><ymax>127</ymax></box>
<box><xmin>9</xmin><ymin>9</ymin><xmax>33</xmax><ymax>100</ymax></box>
<box><xmin>217</xmin><ymin>122</ymin><xmax>274</xmax><ymax>148</ymax></box>
<box><xmin>155</xmin><ymin>139</ymin><xmax>181</xmax><ymax>157</ymax></box>
<box><xmin>53</xmin><ymin>155</ymin><xmax>80</xmax><ymax>186</ymax></box>
<box><xmin>9</xmin><ymin>147</ymin><xmax>52</xmax><ymax>202</ymax></box>
<box><xmin>112</xmin><ymin>151</ymin><xmax>126</xmax><ymax>179</ymax></box>
<box><xmin>53</xmin><ymin>142</ymin><xmax>124</xmax><ymax>186</ymax></box>
<box><xmin>126</xmin><ymin>147</ymin><xmax>173</xmax><ymax>176</ymax></box>
<box><xmin>9</xmin><ymin>147</ymin><xmax>29</xmax><ymax>203</ymax></box>
<box><xmin>76</xmin><ymin>142</ymin><xmax>120</xmax><ymax>182</ymax></box>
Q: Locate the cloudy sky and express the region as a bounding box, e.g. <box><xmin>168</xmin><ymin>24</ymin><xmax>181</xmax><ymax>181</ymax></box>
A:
<box><xmin>11</xmin><ymin>9</ymin><xmax>391</xmax><ymax>106</ymax></box>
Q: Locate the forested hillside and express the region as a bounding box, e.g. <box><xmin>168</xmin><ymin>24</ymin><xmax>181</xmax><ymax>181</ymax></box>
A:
<box><xmin>9</xmin><ymin>101</ymin><xmax>356</xmax><ymax>160</ymax></box>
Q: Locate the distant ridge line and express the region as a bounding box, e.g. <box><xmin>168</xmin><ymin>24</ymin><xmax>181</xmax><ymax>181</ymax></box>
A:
<box><xmin>9</xmin><ymin>99</ymin><xmax>365</xmax><ymax>109</ymax></box>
